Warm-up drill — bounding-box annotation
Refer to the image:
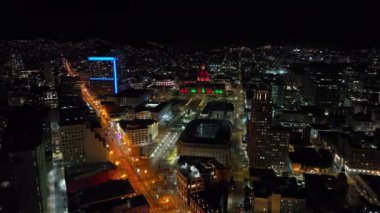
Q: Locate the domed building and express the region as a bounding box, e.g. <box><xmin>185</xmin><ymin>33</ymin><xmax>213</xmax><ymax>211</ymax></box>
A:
<box><xmin>179</xmin><ymin>65</ymin><xmax>225</xmax><ymax>95</ymax></box>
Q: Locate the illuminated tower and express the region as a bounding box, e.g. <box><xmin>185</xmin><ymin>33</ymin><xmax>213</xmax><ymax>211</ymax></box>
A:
<box><xmin>197</xmin><ymin>64</ymin><xmax>211</xmax><ymax>82</ymax></box>
<box><xmin>247</xmin><ymin>89</ymin><xmax>288</xmax><ymax>173</ymax></box>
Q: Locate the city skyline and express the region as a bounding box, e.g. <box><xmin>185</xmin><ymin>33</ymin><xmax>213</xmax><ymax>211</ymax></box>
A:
<box><xmin>1</xmin><ymin>1</ymin><xmax>380</xmax><ymax>213</ymax></box>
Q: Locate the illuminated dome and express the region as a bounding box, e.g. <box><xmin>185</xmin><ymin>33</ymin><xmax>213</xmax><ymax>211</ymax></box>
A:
<box><xmin>197</xmin><ymin>64</ymin><xmax>211</xmax><ymax>82</ymax></box>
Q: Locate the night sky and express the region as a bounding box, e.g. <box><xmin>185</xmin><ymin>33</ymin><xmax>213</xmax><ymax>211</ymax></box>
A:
<box><xmin>1</xmin><ymin>1</ymin><xmax>379</xmax><ymax>46</ymax></box>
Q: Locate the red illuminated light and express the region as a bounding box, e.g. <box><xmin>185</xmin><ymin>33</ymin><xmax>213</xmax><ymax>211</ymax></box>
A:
<box><xmin>180</xmin><ymin>88</ymin><xmax>189</xmax><ymax>94</ymax></box>
<box><xmin>197</xmin><ymin>65</ymin><xmax>211</xmax><ymax>82</ymax></box>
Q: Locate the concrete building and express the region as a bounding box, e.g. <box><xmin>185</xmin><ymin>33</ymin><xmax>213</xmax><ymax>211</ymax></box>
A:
<box><xmin>117</xmin><ymin>119</ymin><xmax>158</xmax><ymax>147</ymax></box>
<box><xmin>348</xmin><ymin>113</ymin><xmax>379</xmax><ymax>134</ymax></box>
<box><xmin>177</xmin><ymin>119</ymin><xmax>232</xmax><ymax>166</ymax></box>
<box><xmin>135</xmin><ymin>101</ymin><xmax>172</xmax><ymax>122</ymax></box>
<box><xmin>318</xmin><ymin>131</ymin><xmax>380</xmax><ymax>175</ymax></box>
<box><xmin>59</xmin><ymin>108</ymin><xmax>109</xmax><ymax>167</ymax></box>
<box><xmin>253</xmin><ymin>192</ymin><xmax>306</xmax><ymax>213</ymax></box>
<box><xmin>201</xmin><ymin>101</ymin><xmax>235</xmax><ymax>123</ymax></box>
<box><xmin>250</xmin><ymin>169</ymin><xmax>306</xmax><ymax>213</ymax></box>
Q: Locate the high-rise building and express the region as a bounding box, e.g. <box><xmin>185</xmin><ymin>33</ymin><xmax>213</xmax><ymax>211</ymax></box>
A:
<box><xmin>248</xmin><ymin>89</ymin><xmax>289</xmax><ymax>173</ymax></box>
<box><xmin>1</xmin><ymin>106</ymin><xmax>49</xmax><ymax>213</ymax></box>
<box><xmin>271</xmin><ymin>80</ymin><xmax>285</xmax><ymax>108</ymax></box>
<box><xmin>248</xmin><ymin>89</ymin><xmax>273</xmax><ymax>168</ymax></box>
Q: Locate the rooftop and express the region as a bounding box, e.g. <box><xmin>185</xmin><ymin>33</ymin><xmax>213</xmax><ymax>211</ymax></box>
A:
<box><xmin>202</xmin><ymin>101</ymin><xmax>234</xmax><ymax>114</ymax></box>
<box><xmin>119</xmin><ymin>119</ymin><xmax>157</xmax><ymax>131</ymax></box>
<box><xmin>59</xmin><ymin>107</ymin><xmax>90</xmax><ymax>126</ymax></box>
<box><xmin>319</xmin><ymin>131</ymin><xmax>379</xmax><ymax>150</ymax></box>
<box><xmin>249</xmin><ymin>168</ymin><xmax>276</xmax><ymax>180</ymax></box>
<box><xmin>78</xmin><ymin>180</ymin><xmax>135</xmax><ymax>205</ymax></box>
<box><xmin>253</xmin><ymin>176</ymin><xmax>306</xmax><ymax>199</ymax></box>
<box><xmin>289</xmin><ymin>147</ymin><xmax>321</xmax><ymax>167</ymax></box>
<box><xmin>177</xmin><ymin>156</ymin><xmax>225</xmax><ymax>179</ymax></box>
<box><xmin>65</xmin><ymin>162</ymin><xmax>117</xmax><ymax>180</ymax></box>
<box><xmin>135</xmin><ymin>101</ymin><xmax>170</xmax><ymax>113</ymax></box>
<box><xmin>84</xmin><ymin>194</ymin><xmax>148</xmax><ymax>212</ymax></box>
<box><xmin>179</xmin><ymin>119</ymin><xmax>232</xmax><ymax>146</ymax></box>
<box><xmin>304</xmin><ymin>174</ymin><xmax>343</xmax><ymax>212</ymax></box>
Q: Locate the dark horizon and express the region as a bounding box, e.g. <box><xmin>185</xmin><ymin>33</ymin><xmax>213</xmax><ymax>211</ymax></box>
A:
<box><xmin>1</xmin><ymin>1</ymin><xmax>380</xmax><ymax>48</ymax></box>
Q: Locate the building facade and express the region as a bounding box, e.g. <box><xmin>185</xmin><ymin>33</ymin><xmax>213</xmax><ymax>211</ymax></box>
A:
<box><xmin>59</xmin><ymin>113</ymin><xmax>109</xmax><ymax>167</ymax></box>
<box><xmin>248</xmin><ymin>89</ymin><xmax>289</xmax><ymax>173</ymax></box>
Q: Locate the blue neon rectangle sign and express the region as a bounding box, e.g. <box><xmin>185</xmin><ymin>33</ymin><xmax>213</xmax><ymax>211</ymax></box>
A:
<box><xmin>88</xmin><ymin>57</ymin><xmax>116</xmax><ymax>61</ymax></box>
<box><xmin>90</xmin><ymin>77</ymin><xmax>114</xmax><ymax>81</ymax></box>
<box><xmin>88</xmin><ymin>56</ymin><xmax>118</xmax><ymax>94</ymax></box>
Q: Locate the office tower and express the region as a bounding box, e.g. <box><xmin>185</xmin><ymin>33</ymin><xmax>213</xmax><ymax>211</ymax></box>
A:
<box><xmin>248</xmin><ymin>89</ymin><xmax>289</xmax><ymax>173</ymax></box>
